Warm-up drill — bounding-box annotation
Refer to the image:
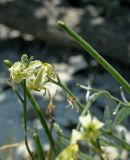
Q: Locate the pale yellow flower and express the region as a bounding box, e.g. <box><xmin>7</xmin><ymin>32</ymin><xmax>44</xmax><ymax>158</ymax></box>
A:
<box><xmin>79</xmin><ymin>113</ymin><xmax>104</xmax><ymax>142</ymax></box>
<box><xmin>9</xmin><ymin>54</ymin><xmax>56</xmax><ymax>88</ymax></box>
<box><xmin>71</xmin><ymin>129</ymin><xmax>82</xmax><ymax>144</ymax></box>
<box><xmin>42</xmin><ymin>63</ymin><xmax>56</xmax><ymax>79</ymax></box>
<box><xmin>56</xmin><ymin>129</ymin><xmax>81</xmax><ymax>160</ymax></box>
<box><xmin>9</xmin><ymin>62</ymin><xmax>27</xmax><ymax>83</ymax></box>
<box><xmin>27</xmin><ymin>67</ymin><xmax>46</xmax><ymax>91</ymax></box>
<box><xmin>56</xmin><ymin>144</ymin><xmax>79</xmax><ymax>160</ymax></box>
<box><xmin>27</xmin><ymin>63</ymin><xmax>56</xmax><ymax>93</ymax></box>
<box><xmin>9</xmin><ymin>60</ymin><xmax>42</xmax><ymax>83</ymax></box>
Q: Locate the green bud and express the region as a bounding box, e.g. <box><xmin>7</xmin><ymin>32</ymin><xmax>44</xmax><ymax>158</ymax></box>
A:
<box><xmin>4</xmin><ymin>60</ymin><xmax>13</xmax><ymax>68</ymax></box>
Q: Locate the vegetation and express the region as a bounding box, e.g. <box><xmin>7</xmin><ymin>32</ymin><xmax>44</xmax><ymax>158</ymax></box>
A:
<box><xmin>4</xmin><ymin>20</ymin><xmax>130</xmax><ymax>159</ymax></box>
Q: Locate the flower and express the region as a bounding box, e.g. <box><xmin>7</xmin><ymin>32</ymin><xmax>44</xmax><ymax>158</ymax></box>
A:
<box><xmin>27</xmin><ymin>66</ymin><xmax>46</xmax><ymax>91</ymax></box>
<box><xmin>42</xmin><ymin>63</ymin><xmax>56</xmax><ymax>79</ymax></box>
<box><xmin>56</xmin><ymin>129</ymin><xmax>81</xmax><ymax>160</ymax></box>
<box><xmin>79</xmin><ymin>113</ymin><xmax>104</xmax><ymax>142</ymax></box>
<box><xmin>9</xmin><ymin>59</ymin><xmax>42</xmax><ymax>83</ymax></box>
<box><xmin>71</xmin><ymin>129</ymin><xmax>82</xmax><ymax>144</ymax></box>
<box><xmin>9</xmin><ymin>62</ymin><xmax>28</xmax><ymax>83</ymax></box>
<box><xmin>27</xmin><ymin>63</ymin><xmax>56</xmax><ymax>94</ymax></box>
<box><xmin>56</xmin><ymin>144</ymin><xmax>79</xmax><ymax>160</ymax></box>
<box><xmin>9</xmin><ymin>55</ymin><xmax>56</xmax><ymax>90</ymax></box>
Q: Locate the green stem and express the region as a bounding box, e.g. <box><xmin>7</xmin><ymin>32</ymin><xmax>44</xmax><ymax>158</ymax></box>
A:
<box><xmin>77</xmin><ymin>89</ymin><xmax>130</xmax><ymax>130</ymax></box>
<box><xmin>78</xmin><ymin>85</ymin><xmax>130</xmax><ymax>108</ymax></box>
<box><xmin>23</xmin><ymin>80</ymin><xmax>35</xmax><ymax>160</ymax></box>
<box><xmin>5</xmin><ymin>59</ymin><xmax>56</xmax><ymax>155</ymax></box>
<box><xmin>23</xmin><ymin>80</ymin><xmax>27</xmax><ymax>131</ymax></box>
<box><xmin>60</xmin><ymin>83</ymin><xmax>83</xmax><ymax>111</ymax></box>
<box><xmin>92</xmin><ymin>140</ymin><xmax>104</xmax><ymax>160</ymax></box>
<box><xmin>58</xmin><ymin>20</ymin><xmax>130</xmax><ymax>93</ymax></box>
<box><xmin>14</xmin><ymin>89</ymin><xmax>24</xmax><ymax>103</ymax></box>
<box><xmin>102</xmin><ymin>129</ymin><xmax>130</xmax><ymax>151</ymax></box>
<box><xmin>22</xmin><ymin>85</ymin><xmax>56</xmax><ymax>154</ymax></box>
<box><xmin>76</xmin><ymin>93</ymin><xmax>99</xmax><ymax>130</ymax></box>
<box><xmin>47</xmin><ymin>76</ymin><xmax>83</xmax><ymax>111</ymax></box>
<box><xmin>33</xmin><ymin>133</ymin><xmax>46</xmax><ymax>160</ymax></box>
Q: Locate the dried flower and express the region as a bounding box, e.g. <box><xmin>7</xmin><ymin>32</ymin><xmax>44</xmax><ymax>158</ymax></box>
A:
<box><xmin>66</xmin><ymin>96</ymin><xmax>77</xmax><ymax>109</ymax></box>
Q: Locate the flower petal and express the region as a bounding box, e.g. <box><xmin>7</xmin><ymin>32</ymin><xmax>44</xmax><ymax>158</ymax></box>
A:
<box><xmin>79</xmin><ymin>114</ymin><xmax>91</xmax><ymax>127</ymax></box>
<box><xmin>92</xmin><ymin>117</ymin><xmax>104</xmax><ymax>129</ymax></box>
<box><xmin>71</xmin><ymin>129</ymin><xmax>81</xmax><ymax>144</ymax></box>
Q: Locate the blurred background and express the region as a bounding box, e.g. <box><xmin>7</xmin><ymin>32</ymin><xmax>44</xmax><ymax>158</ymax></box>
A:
<box><xmin>0</xmin><ymin>0</ymin><xmax>130</xmax><ymax>159</ymax></box>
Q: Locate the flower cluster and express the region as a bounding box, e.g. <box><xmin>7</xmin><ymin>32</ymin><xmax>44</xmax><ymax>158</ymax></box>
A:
<box><xmin>9</xmin><ymin>55</ymin><xmax>56</xmax><ymax>93</ymax></box>
<box><xmin>56</xmin><ymin>113</ymin><xmax>104</xmax><ymax>160</ymax></box>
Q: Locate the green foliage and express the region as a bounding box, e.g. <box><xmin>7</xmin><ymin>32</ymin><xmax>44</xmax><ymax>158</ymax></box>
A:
<box><xmin>112</xmin><ymin>108</ymin><xmax>130</xmax><ymax>129</ymax></box>
<box><xmin>4</xmin><ymin>21</ymin><xmax>130</xmax><ymax>159</ymax></box>
<box><xmin>104</xmin><ymin>105</ymin><xmax>111</xmax><ymax>122</ymax></box>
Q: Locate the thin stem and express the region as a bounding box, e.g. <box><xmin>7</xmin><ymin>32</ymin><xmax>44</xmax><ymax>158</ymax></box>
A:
<box><xmin>76</xmin><ymin>90</ymin><xmax>130</xmax><ymax>130</ymax></box>
<box><xmin>92</xmin><ymin>140</ymin><xmax>104</xmax><ymax>160</ymax></box>
<box><xmin>58</xmin><ymin>20</ymin><xmax>130</xmax><ymax>93</ymax></box>
<box><xmin>78</xmin><ymin>84</ymin><xmax>130</xmax><ymax>108</ymax></box>
<box><xmin>23</xmin><ymin>80</ymin><xmax>35</xmax><ymax>160</ymax></box>
<box><xmin>47</xmin><ymin>76</ymin><xmax>83</xmax><ymax>111</ymax></box>
<box><xmin>60</xmin><ymin>83</ymin><xmax>83</xmax><ymax>111</ymax></box>
<box><xmin>101</xmin><ymin>129</ymin><xmax>130</xmax><ymax>151</ymax></box>
<box><xmin>22</xmin><ymin>85</ymin><xmax>56</xmax><ymax>155</ymax></box>
<box><xmin>33</xmin><ymin>133</ymin><xmax>46</xmax><ymax>160</ymax></box>
<box><xmin>14</xmin><ymin>89</ymin><xmax>24</xmax><ymax>103</ymax></box>
<box><xmin>76</xmin><ymin>93</ymin><xmax>99</xmax><ymax>130</ymax></box>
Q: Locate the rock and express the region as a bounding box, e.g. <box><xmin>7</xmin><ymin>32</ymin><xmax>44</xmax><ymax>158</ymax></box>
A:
<box><xmin>0</xmin><ymin>1</ymin><xmax>130</xmax><ymax>65</ymax></box>
<box><xmin>68</xmin><ymin>55</ymin><xmax>88</xmax><ymax>74</ymax></box>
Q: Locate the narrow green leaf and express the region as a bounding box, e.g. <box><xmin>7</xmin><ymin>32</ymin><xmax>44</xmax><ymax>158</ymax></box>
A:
<box><xmin>112</xmin><ymin>108</ymin><xmax>130</xmax><ymax>128</ymax></box>
<box><xmin>105</xmin><ymin>120</ymin><xmax>113</xmax><ymax>131</ymax></box>
<box><xmin>33</xmin><ymin>133</ymin><xmax>46</xmax><ymax>160</ymax></box>
<box><xmin>104</xmin><ymin>106</ymin><xmax>111</xmax><ymax>122</ymax></box>
<box><xmin>120</xmin><ymin>130</ymin><xmax>126</xmax><ymax>141</ymax></box>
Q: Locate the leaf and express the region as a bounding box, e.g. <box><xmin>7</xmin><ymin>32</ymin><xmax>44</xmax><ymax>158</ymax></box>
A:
<box><xmin>55</xmin><ymin>134</ymin><xmax>69</xmax><ymax>155</ymax></box>
<box><xmin>120</xmin><ymin>130</ymin><xmax>126</xmax><ymax>141</ymax></box>
<box><xmin>80</xmin><ymin>152</ymin><xmax>94</xmax><ymax>160</ymax></box>
<box><xmin>104</xmin><ymin>105</ymin><xmax>111</xmax><ymax>122</ymax></box>
<box><xmin>105</xmin><ymin>120</ymin><xmax>113</xmax><ymax>131</ymax></box>
<box><xmin>112</xmin><ymin>108</ymin><xmax>130</xmax><ymax>129</ymax></box>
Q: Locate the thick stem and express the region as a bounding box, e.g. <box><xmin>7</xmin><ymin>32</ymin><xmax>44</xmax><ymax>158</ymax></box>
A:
<box><xmin>23</xmin><ymin>85</ymin><xmax>56</xmax><ymax>155</ymax></box>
